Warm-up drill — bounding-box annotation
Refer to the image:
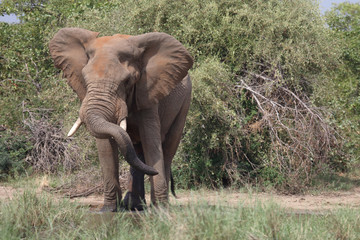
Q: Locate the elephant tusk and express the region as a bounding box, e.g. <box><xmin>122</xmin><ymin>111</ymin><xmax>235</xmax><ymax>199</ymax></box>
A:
<box><xmin>67</xmin><ymin>117</ymin><xmax>82</xmax><ymax>137</ymax></box>
<box><xmin>120</xmin><ymin>118</ymin><xmax>127</xmax><ymax>131</ymax></box>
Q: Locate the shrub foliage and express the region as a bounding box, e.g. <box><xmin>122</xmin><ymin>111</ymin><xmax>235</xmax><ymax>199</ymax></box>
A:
<box><xmin>320</xmin><ymin>3</ymin><xmax>360</xmax><ymax>165</ymax></box>
<box><xmin>0</xmin><ymin>131</ymin><xmax>32</xmax><ymax>180</ymax></box>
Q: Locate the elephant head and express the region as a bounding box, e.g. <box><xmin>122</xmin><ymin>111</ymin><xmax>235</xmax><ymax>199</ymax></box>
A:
<box><xmin>49</xmin><ymin>28</ymin><xmax>193</xmax><ymax>176</ymax></box>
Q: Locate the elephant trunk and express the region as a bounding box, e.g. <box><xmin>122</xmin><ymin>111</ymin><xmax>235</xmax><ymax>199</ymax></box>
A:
<box><xmin>85</xmin><ymin>113</ymin><xmax>158</xmax><ymax>176</ymax></box>
<box><xmin>81</xmin><ymin>87</ymin><xmax>158</xmax><ymax>176</ymax></box>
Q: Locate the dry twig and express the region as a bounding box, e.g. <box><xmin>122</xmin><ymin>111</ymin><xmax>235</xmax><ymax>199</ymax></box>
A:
<box><xmin>235</xmin><ymin>71</ymin><xmax>341</xmax><ymax>192</ymax></box>
<box><xmin>22</xmin><ymin>104</ymin><xmax>81</xmax><ymax>173</ymax></box>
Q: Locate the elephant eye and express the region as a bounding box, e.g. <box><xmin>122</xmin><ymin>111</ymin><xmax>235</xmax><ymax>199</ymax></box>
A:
<box><xmin>118</xmin><ymin>55</ymin><xmax>130</xmax><ymax>63</ymax></box>
<box><xmin>117</xmin><ymin>49</ymin><xmax>133</xmax><ymax>62</ymax></box>
<box><xmin>86</xmin><ymin>49</ymin><xmax>94</xmax><ymax>59</ymax></box>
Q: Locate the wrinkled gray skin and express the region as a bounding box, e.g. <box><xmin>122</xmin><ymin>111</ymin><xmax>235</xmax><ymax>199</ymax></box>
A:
<box><xmin>49</xmin><ymin>28</ymin><xmax>193</xmax><ymax>212</ymax></box>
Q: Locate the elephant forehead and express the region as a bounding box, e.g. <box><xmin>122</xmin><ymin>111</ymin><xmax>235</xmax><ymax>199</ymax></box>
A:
<box><xmin>113</xmin><ymin>34</ymin><xmax>132</xmax><ymax>39</ymax></box>
<box><xmin>92</xmin><ymin>35</ymin><xmax>131</xmax><ymax>49</ymax></box>
<box><xmin>88</xmin><ymin>35</ymin><xmax>139</xmax><ymax>60</ymax></box>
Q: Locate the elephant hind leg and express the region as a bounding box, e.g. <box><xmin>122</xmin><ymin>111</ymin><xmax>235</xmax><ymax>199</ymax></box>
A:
<box><xmin>162</xmin><ymin>89</ymin><xmax>191</xmax><ymax>193</ymax></box>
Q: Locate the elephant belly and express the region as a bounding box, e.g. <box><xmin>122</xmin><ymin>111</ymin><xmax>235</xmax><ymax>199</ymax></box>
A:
<box><xmin>127</xmin><ymin>118</ymin><xmax>141</xmax><ymax>144</ymax></box>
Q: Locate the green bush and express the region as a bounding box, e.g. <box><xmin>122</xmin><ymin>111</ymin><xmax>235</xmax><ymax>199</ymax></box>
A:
<box><xmin>0</xmin><ymin>131</ymin><xmax>32</xmax><ymax>180</ymax></box>
<box><xmin>318</xmin><ymin>2</ymin><xmax>360</xmax><ymax>165</ymax></box>
<box><xmin>172</xmin><ymin>58</ymin><xmax>269</xmax><ymax>188</ymax></box>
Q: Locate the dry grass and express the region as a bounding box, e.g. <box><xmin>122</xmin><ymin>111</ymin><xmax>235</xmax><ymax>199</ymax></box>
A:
<box><xmin>42</xmin><ymin>164</ymin><xmax>131</xmax><ymax>198</ymax></box>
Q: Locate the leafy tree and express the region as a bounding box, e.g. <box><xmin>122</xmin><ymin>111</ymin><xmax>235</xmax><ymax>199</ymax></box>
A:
<box><xmin>326</xmin><ymin>2</ymin><xmax>360</xmax><ymax>76</ymax></box>
<box><xmin>319</xmin><ymin>2</ymin><xmax>360</xmax><ymax>165</ymax></box>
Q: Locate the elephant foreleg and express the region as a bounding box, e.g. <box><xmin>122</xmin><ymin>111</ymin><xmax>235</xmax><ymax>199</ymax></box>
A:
<box><xmin>96</xmin><ymin>138</ymin><xmax>121</xmax><ymax>212</ymax></box>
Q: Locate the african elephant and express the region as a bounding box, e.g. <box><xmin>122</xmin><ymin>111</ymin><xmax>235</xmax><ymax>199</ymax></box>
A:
<box><xmin>49</xmin><ymin>28</ymin><xmax>193</xmax><ymax>212</ymax></box>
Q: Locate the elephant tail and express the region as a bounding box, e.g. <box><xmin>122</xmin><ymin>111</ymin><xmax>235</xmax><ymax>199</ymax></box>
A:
<box><xmin>170</xmin><ymin>170</ymin><xmax>178</xmax><ymax>199</ymax></box>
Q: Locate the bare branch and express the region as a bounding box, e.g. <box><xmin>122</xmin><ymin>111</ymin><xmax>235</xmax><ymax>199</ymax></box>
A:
<box><xmin>22</xmin><ymin>105</ymin><xmax>82</xmax><ymax>173</ymax></box>
<box><xmin>235</xmin><ymin>72</ymin><xmax>342</xmax><ymax>192</ymax></box>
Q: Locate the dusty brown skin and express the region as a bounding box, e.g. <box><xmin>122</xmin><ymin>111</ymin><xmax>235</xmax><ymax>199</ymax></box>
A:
<box><xmin>49</xmin><ymin>28</ymin><xmax>193</xmax><ymax>211</ymax></box>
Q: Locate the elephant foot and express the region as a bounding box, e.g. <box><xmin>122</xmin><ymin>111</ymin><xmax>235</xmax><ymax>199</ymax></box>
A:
<box><xmin>121</xmin><ymin>191</ymin><xmax>146</xmax><ymax>211</ymax></box>
<box><xmin>100</xmin><ymin>203</ymin><xmax>118</xmax><ymax>213</ymax></box>
<box><xmin>150</xmin><ymin>199</ymin><xmax>169</xmax><ymax>210</ymax></box>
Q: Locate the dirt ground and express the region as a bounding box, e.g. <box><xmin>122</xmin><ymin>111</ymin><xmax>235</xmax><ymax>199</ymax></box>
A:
<box><xmin>1</xmin><ymin>185</ymin><xmax>360</xmax><ymax>213</ymax></box>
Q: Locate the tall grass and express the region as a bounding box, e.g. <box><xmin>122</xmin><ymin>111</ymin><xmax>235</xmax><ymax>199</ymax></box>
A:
<box><xmin>1</xmin><ymin>191</ymin><xmax>359</xmax><ymax>239</ymax></box>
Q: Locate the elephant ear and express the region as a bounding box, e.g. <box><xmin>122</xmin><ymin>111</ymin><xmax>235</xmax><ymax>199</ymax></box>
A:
<box><xmin>130</xmin><ymin>33</ymin><xmax>193</xmax><ymax>109</ymax></box>
<box><xmin>49</xmin><ymin>28</ymin><xmax>99</xmax><ymax>101</ymax></box>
